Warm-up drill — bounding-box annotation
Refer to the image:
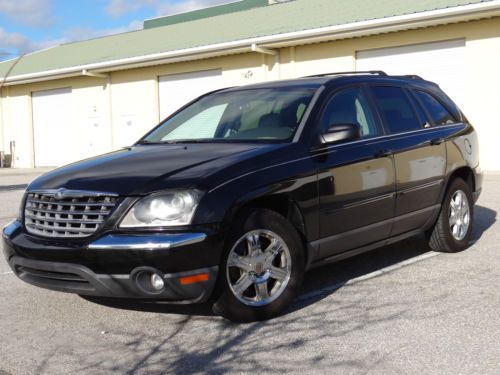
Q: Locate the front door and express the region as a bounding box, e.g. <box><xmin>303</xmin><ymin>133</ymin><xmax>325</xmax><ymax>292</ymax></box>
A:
<box><xmin>314</xmin><ymin>86</ymin><xmax>396</xmax><ymax>260</ymax></box>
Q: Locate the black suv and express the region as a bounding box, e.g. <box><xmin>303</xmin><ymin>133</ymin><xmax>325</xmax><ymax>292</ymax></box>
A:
<box><xmin>2</xmin><ymin>71</ymin><xmax>482</xmax><ymax>322</ymax></box>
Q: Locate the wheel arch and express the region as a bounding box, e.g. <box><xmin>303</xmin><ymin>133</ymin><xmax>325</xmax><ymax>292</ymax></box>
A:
<box><xmin>448</xmin><ymin>166</ymin><xmax>475</xmax><ymax>191</ymax></box>
<box><xmin>222</xmin><ymin>193</ymin><xmax>311</xmax><ymax>265</ymax></box>
<box><xmin>228</xmin><ymin>194</ymin><xmax>307</xmax><ymax>238</ymax></box>
<box><xmin>441</xmin><ymin>166</ymin><xmax>475</xmax><ymax>202</ymax></box>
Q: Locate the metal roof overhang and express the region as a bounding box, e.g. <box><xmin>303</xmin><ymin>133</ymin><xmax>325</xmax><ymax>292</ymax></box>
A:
<box><xmin>3</xmin><ymin>0</ymin><xmax>500</xmax><ymax>86</ymax></box>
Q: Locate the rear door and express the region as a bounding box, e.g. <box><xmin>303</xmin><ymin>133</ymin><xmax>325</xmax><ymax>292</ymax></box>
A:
<box><xmin>314</xmin><ymin>86</ymin><xmax>396</xmax><ymax>260</ymax></box>
<box><xmin>367</xmin><ymin>85</ymin><xmax>447</xmax><ymax>236</ymax></box>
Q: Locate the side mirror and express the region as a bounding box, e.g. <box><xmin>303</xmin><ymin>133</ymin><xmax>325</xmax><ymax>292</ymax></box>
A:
<box><xmin>321</xmin><ymin>123</ymin><xmax>361</xmax><ymax>144</ymax></box>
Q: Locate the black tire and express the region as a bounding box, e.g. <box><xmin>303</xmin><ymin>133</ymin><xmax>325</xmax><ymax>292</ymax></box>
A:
<box><xmin>427</xmin><ymin>178</ymin><xmax>474</xmax><ymax>253</ymax></box>
<box><xmin>213</xmin><ymin>208</ymin><xmax>305</xmax><ymax>322</ymax></box>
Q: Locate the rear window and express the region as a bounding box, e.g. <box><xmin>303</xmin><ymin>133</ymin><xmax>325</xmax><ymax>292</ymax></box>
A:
<box><xmin>370</xmin><ymin>86</ymin><xmax>421</xmax><ymax>134</ymax></box>
<box><xmin>414</xmin><ymin>90</ymin><xmax>456</xmax><ymax>126</ymax></box>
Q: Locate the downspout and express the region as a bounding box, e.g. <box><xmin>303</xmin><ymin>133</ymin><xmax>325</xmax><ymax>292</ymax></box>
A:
<box><xmin>290</xmin><ymin>46</ymin><xmax>296</xmax><ymax>78</ymax></box>
<box><xmin>251</xmin><ymin>43</ymin><xmax>281</xmax><ymax>80</ymax></box>
<box><xmin>275</xmin><ymin>48</ymin><xmax>281</xmax><ymax>80</ymax></box>
<box><xmin>82</xmin><ymin>69</ymin><xmax>108</xmax><ymax>79</ymax></box>
<box><xmin>106</xmin><ymin>74</ymin><xmax>114</xmax><ymax>150</ymax></box>
<box><xmin>81</xmin><ymin>69</ymin><xmax>115</xmax><ymax>151</ymax></box>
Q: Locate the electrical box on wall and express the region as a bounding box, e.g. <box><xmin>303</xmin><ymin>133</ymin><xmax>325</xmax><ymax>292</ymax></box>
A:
<box><xmin>1</xmin><ymin>151</ymin><xmax>12</xmax><ymax>168</ymax></box>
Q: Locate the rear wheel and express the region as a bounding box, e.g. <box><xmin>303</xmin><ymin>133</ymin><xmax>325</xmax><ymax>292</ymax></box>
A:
<box><xmin>427</xmin><ymin>178</ymin><xmax>473</xmax><ymax>252</ymax></box>
<box><xmin>213</xmin><ymin>209</ymin><xmax>305</xmax><ymax>322</ymax></box>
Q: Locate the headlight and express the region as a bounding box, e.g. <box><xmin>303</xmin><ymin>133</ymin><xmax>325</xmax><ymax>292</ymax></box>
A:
<box><xmin>120</xmin><ymin>190</ymin><xmax>201</xmax><ymax>228</ymax></box>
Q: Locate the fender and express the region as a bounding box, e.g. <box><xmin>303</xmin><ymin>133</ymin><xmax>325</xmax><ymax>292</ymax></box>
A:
<box><xmin>439</xmin><ymin>123</ymin><xmax>481</xmax><ymax>203</ymax></box>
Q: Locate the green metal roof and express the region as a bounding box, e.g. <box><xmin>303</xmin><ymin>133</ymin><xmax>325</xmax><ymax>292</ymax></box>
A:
<box><xmin>0</xmin><ymin>0</ymin><xmax>492</xmax><ymax>81</ymax></box>
<box><xmin>144</xmin><ymin>0</ymin><xmax>269</xmax><ymax>29</ymax></box>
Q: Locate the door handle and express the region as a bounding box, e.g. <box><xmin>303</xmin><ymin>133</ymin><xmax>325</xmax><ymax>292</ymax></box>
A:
<box><xmin>374</xmin><ymin>149</ymin><xmax>393</xmax><ymax>158</ymax></box>
<box><xmin>430</xmin><ymin>137</ymin><xmax>445</xmax><ymax>146</ymax></box>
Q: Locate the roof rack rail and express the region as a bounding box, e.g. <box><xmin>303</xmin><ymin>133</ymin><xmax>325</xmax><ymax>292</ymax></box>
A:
<box><xmin>399</xmin><ymin>74</ymin><xmax>424</xmax><ymax>80</ymax></box>
<box><xmin>306</xmin><ymin>70</ymin><xmax>387</xmax><ymax>78</ymax></box>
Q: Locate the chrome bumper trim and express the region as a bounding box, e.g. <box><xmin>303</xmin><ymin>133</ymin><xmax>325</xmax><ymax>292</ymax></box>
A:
<box><xmin>87</xmin><ymin>233</ymin><xmax>207</xmax><ymax>250</ymax></box>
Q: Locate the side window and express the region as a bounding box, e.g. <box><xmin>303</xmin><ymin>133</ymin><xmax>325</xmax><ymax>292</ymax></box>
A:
<box><xmin>414</xmin><ymin>90</ymin><xmax>456</xmax><ymax>125</ymax></box>
<box><xmin>321</xmin><ymin>87</ymin><xmax>377</xmax><ymax>138</ymax></box>
<box><xmin>370</xmin><ymin>86</ymin><xmax>421</xmax><ymax>134</ymax></box>
<box><xmin>407</xmin><ymin>92</ymin><xmax>431</xmax><ymax>128</ymax></box>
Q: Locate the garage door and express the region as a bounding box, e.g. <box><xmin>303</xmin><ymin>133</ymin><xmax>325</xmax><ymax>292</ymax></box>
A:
<box><xmin>159</xmin><ymin>69</ymin><xmax>223</xmax><ymax>120</ymax></box>
<box><xmin>356</xmin><ymin>39</ymin><xmax>466</xmax><ymax>108</ymax></box>
<box><xmin>32</xmin><ymin>88</ymin><xmax>76</xmax><ymax>167</ymax></box>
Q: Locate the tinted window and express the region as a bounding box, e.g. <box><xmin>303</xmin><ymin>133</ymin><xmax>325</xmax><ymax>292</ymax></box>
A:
<box><xmin>370</xmin><ymin>86</ymin><xmax>420</xmax><ymax>134</ymax></box>
<box><xmin>321</xmin><ymin>87</ymin><xmax>377</xmax><ymax>138</ymax></box>
<box><xmin>145</xmin><ymin>88</ymin><xmax>315</xmax><ymax>143</ymax></box>
<box><xmin>408</xmin><ymin>93</ymin><xmax>431</xmax><ymax>128</ymax></box>
<box><xmin>414</xmin><ymin>90</ymin><xmax>456</xmax><ymax>125</ymax></box>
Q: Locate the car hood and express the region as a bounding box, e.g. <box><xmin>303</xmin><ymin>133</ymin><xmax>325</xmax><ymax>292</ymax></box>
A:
<box><xmin>28</xmin><ymin>143</ymin><xmax>282</xmax><ymax>195</ymax></box>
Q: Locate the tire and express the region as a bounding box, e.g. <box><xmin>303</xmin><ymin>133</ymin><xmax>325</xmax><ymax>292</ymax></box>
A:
<box><xmin>213</xmin><ymin>208</ymin><xmax>305</xmax><ymax>322</ymax></box>
<box><xmin>427</xmin><ymin>178</ymin><xmax>474</xmax><ymax>253</ymax></box>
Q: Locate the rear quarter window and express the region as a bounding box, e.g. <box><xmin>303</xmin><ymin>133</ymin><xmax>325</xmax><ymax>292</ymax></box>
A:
<box><xmin>414</xmin><ymin>90</ymin><xmax>456</xmax><ymax>126</ymax></box>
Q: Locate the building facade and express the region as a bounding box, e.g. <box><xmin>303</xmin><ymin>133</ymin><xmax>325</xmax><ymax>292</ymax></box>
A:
<box><xmin>1</xmin><ymin>0</ymin><xmax>500</xmax><ymax>169</ymax></box>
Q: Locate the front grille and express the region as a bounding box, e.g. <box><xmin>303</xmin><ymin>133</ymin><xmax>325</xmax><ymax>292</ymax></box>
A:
<box><xmin>24</xmin><ymin>190</ymin><xmax>117</xmax><ymax>238</ymax></box>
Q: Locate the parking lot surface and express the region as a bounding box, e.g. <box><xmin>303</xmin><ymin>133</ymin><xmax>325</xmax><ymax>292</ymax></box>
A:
<box><xmin>0</xmin><ymin>169</ymin><xmax>499</xmax><ymax>374</ymax></box>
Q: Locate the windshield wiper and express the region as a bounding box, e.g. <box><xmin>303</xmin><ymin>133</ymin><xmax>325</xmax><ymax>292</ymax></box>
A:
<box><xmin>137</xmin><ymin>140</ymin><xmax>159</xmax><ymax>145</ymax></box>
<box><xmin>136</xmin><ymin>140</ymin><xmax>192</xmax><ymax>145</ymax></box>
<box><xmin>161</xmin><ymin>139</ymin><xmax>212</xmax><ymax>144</ymax></box>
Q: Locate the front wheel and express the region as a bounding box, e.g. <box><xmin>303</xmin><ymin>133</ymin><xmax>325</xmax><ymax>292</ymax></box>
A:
<box><xmin>427</xmin><ymin>178</ymin><xmax>474</xmax><ymax>253</ymax></box>
<box><xmin>213</xmin><ymin>209</ymin><xmax>305</xmax><ymax>322</ymax></box>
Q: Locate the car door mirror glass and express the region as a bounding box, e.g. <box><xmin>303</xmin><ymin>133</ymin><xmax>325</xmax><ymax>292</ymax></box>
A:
<box><xmin>322</xmin><ymin>123</ymin><xmax>361</xmax><ymax>144</ymax></box>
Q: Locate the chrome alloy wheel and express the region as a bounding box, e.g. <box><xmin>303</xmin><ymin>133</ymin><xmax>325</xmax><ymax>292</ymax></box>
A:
<box><xmin>226</xmin><ymin>229</ymin><xmax>292</xmax><ymax>307</ymax></box>
<box><xmin>449</xmin><ymin>190</ymin><xmax>470</xmax><ymax>241</ymax></box>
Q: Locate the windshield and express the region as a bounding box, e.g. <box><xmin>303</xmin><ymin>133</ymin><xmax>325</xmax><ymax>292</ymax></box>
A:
<box><xmin>142</xmin><ymin>88</ymin><xmax>316</xmax><ymax>143</ymax></box>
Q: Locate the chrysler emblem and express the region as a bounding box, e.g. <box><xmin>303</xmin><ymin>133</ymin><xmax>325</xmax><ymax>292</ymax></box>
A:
<box><xmin>55</xmin><ymin>188</ymin><xmax>66</xmax><ymax>200</ymax></box>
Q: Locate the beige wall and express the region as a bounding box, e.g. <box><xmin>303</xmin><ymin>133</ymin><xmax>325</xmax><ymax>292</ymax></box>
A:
<box><xmin>1</xmin><ymin>17</ymin><xmax>500</xmax><ymax>168</ymax></box>
<box><xmin>0</xmin><ymin>53</ymin><xmax>267</xmax><ymax>167</ymax></box>
<box><xmin>288</xmin><ymin>18</ymin><xmax>500</xmax><ymax>169</ymax></box>
<box><xmin>288</xmin><ymin>17</ymin><xmax>500</xmax><ymax>170</ymax></box>
<box><xmin>1</xmin><ymin>76</ymin><xmax>110</xmax><ymax>167</ymax></box>
<box><xmin>108</xmin><ymin>53</ymin><xmax>267</xmax><ymax>148</ymax></box>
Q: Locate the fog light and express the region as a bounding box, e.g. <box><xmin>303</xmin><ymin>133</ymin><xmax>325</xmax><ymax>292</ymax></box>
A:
<box><xmin>150</xmin><ymin>273</ymin><xmax>165</xmax><ymax>290</ymax></box>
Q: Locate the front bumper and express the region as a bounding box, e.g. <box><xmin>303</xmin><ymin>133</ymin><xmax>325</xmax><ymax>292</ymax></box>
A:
<box><xmin>2</xmin><ymin>221</ymin><xmax>222</xmax><ymax>303</ymax></box>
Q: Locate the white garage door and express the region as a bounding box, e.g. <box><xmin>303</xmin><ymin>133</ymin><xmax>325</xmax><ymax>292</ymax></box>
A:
<box><xmin>159</xmin><ymin>69</ymin><xmax>223</xmax><ymax>120</ymax></box>
<box><xmin>356</xmin><ymin>39</ymin><xmax>466</xmax><ymax>108</ymax></box>
<box><xmin>32</xmin><ymin>88</ymin><xmax>76</xmax><ymax>167</ymax></box>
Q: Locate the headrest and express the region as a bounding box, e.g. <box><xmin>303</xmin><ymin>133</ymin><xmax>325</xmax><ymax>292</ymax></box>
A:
<box><xmin>259</xmin><ymin>113</ymin><xmax>285</xmax><ymax>128</ymax></box>
<box><xmin>328</xmin><ymin>110</ymin><xmax>357</xmax><ymax>126</ymax></box>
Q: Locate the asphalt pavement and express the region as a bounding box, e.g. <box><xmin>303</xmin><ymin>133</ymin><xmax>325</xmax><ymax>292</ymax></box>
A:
<box><xmin>0</xmin><ymin>168</ymin><xmax>499</xmax><ymax>374</ymax></box>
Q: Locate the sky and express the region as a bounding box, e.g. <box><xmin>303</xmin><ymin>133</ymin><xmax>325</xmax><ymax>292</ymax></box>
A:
<box><xmin>0</xmin><ymin>0</ymin><xmax>232</xmax><ymax>61</ymax></box>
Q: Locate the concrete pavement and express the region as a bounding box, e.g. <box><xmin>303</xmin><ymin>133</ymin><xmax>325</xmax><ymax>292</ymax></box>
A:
<box><xmin>0</xmin><ymin>169</ymin><xmax>498</xmax><ymax>374</ymax></box>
